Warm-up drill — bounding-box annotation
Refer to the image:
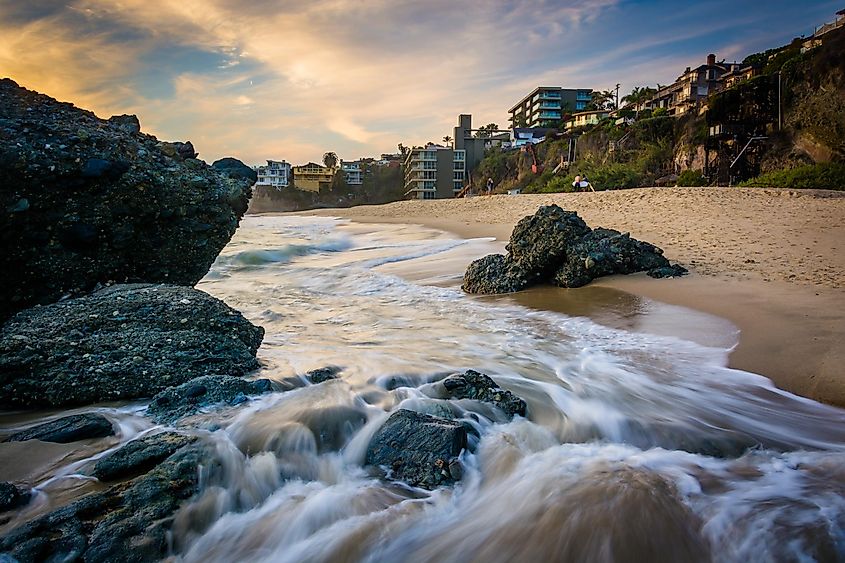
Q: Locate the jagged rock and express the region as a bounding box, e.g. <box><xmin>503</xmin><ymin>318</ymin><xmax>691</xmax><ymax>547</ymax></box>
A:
<box><xmin>647</xmin><ymin>264</ymin><xmax>690</xmax><ymax>278</ymax></box>
<box><xmin>0</xmin><ymin>78</ymin><xmax>253</xmax><ymax>321</ymax></box>
<box><xmin>441</xmin><ymin>370</ymin><xmax>527</xmax><ymax>419</ymax></box>
<box><xmin>0</xmin><ymin>444</ymin><xmax>208</xmax><ymax>562</ymax></box>
<box><xmin>0</xmin><ymin>482</ymin><xmax>31</xmax><ymax>513</ymax></box>
<box><xmin>462</xmin><ymin>254</ymin><xmax>534</xmax><ymax>294</ymax></box>
<box><xmin>306</xmin><ymin>366</ymin><xmax>342</xmax><ymax>384</ymax></box>
<box><xmin>147</xmin><ymin>375</ymin><xmax>273</xmax><ymax>423</ymax></box>
<box><xmin>212</xmin><ymin>157</ymin><xmax>258</xmax><ymax>183</ymax></box>
<box><xmin>93</xmin><ymin>432</ymin><xmax>198</xmax><ymax>481</ymax></box>
<box><xmin>506</xmin><ymin>204</ymin><xmax>591</xmax><ymax>274</ymax></box>
<box><xmin>0</xmin><ymin>284</ymin><xmax>264</xmax><ymax>407</ymax></box>
<box><xmin>365</xmin><ymin>409</ymin><xmax>467</xmax><ymax>489</ymax></box>
<box><xmin>464</xmin><ymin>205</ymin><xmax>686</xmax><ymax>294</ymax></box>
<box><xmin>4</xmin><ymin>413</ymin><xmax>114</xmax><ymax>443</ymax></box>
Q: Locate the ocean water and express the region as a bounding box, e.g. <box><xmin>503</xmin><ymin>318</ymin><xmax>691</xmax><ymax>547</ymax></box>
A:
<box><xmin>2</xmin><ymin>215</ymin><xmax>844</xmax><ymax>562</ymax></box>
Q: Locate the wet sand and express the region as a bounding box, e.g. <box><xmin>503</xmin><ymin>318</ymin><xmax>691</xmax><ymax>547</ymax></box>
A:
<box><xmin>306</xmin><ymin>187</ymin><xmax>845</xmax><ymax>407</ymax></box>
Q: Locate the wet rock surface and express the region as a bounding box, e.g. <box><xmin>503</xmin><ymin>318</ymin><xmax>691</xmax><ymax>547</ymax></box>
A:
<box><xmin>0</xmin><ymin>444</ymin><xmax>208</xmax><ymax>563</ymax></box>
<box><xmin>4</xmin><ymin>413</ymin><xmax>114</xmax><ymax>443</ymax></box>
<box><xmin>147</xmin><ymin>374</ymin><xmax>273</xmax><ymax>423</ymax></box>
<box><xmin>366</xmin><ymin>409</ymin><xmax>467</xmax><ymax>489</ymax></box>
<box><xmin>441</xmin><ymin>370</ymin><xmax>527</xmax><ymax>419</ymax></box>
<box><xmin>0</xmin><ymin>482</ymin><xmax>31</xmax><ymax>513</ymax></box>
<box><xmin>0</xmin><ymin>284</ymin><xmax>264</xmax><ymax>407</ymax></box>
<box><xmin>93</xmin><ymin>432</ymin><xmax>198</xmax><ymax>481</ymax></box>
<box><xmin>0</xmin><ymin>78</ymin><xmax>253</xmax><ymax>321</ymax></box>
<box><xmin>463</xmin><ymin>205</ymin><xmax>686</xmax><ymax>293</ymax></box>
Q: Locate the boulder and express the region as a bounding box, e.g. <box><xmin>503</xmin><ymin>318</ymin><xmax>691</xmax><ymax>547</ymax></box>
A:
<box><xmin>0</xmin><ymin>444</ymin><xmax>207</xmax><ymax>563</ymax></box>
<box><xmin>0</xmin><ymin>482</ymin><xmax>31</xmax><ymax>513</ymax></box>
<box><xmin>212</xmin><ymin>157</ymin><xmax>258</xmax><ymax>183</ymax></box>
<box><xmin>0</xmin><ymin>78</ymin><xmax>253</xmax><ymax>321</ymax></box>
<box><xmin>147</xmin><ymin>375</ymin><xmax>273</xmax><ymax>423</ymax></box>
<box><xmin>441</xmin><ymin>370</ymin><xmax>527</xmax><ymax>419</ymax></box>
<box><xmin>93</xmin><ymin>432</ymin><xmax>198</xmax><ymax>481</ymax></box>
<box><xmin>463</xmin><ymin>205</ymin><xmax>687</xmax><ymax>294</ymax></box>
<box><xmin>0</xmin><ymin>284</ymin><xmax>264</xmax><ymax>407</ymax></box>
<box><xmin>365</xmin><ymin>409</ymin><xmax>467</xmax><ymax>489</ymax></box>
<box><xmin>4</xmin><ymin>413</ymin><xmax>114</xmax><ymax>443</ymax></box>
<box><xmin>305</xmin><ymin>366</ymin><xmax>342</xmax><ymax>384</ymax></box>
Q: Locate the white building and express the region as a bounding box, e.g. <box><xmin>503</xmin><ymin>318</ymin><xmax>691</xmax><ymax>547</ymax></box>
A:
<box><xmin>341</xmin><ymin>161</ymin><xmax>363</xmax><ymax>186</ymax></box>
<box><xmin>255</xmin><ymin>160</ymin><xmax>291</xmax><ymax>189</ymax></box>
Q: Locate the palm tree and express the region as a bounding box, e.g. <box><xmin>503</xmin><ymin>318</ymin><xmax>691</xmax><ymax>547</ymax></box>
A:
<box><xmin>323</xmin><ymin>152</ymin><xmax>338</xmax><ymax>168</ymax></box>
<box><xmin>621</xmin><ymin>86</ymin><xmax>657</xmax><ymax>118</ymax></box>
<box><xmin>442</xmin><ymin>135</ymin><xmax>453</xmax><ymax>146</ymax></box>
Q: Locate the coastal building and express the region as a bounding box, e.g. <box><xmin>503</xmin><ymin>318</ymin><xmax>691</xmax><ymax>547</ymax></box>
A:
<box><xmin>508</xmin><ymin>87</ymin><xmax>593</xmax><ymax>129</ymax></box>
<box><xmin>718</xmin><ymin>64</ymin><xmax>761</xmax><ymax>90</ymax></box>
<box><xmin>254</xmin><ymin>160</ymin><xmax>291</xmax><ymax>189</ymax></box>
<box><xmin>565</xmin><ymin>110</ymin><xmax>610</xmax><ymax>131</ymax></box>
<box><xmin>645</xmin><ymin>54</ymin><xmax>742</xmax><ymax>116</ymax></box>
<box><xmin>341</xmin><ymin>161</ymin><xmax>363</xmax><ymax>186</ymax></box>
<box><xmin>403</xmin><ymin>114</ymin><xmax>488</xmax><ymax>199</ymax></box>
<box><xmin>292</xmin><ymin>162</ymin><xmax>336</xmax><ymax>192</ymax></box>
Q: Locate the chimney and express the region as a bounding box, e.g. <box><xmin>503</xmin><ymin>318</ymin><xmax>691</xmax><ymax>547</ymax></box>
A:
<box><xmin>707</xmin><ymin>53</ymin><xmax>716</xmax><ymax>66</ymax></box>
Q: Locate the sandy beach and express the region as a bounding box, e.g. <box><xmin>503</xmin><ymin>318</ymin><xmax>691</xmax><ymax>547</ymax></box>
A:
<box><xmin>309</xmin><ymin>187</ymin><xmax>845</xmax><ymax>406</ymax></box>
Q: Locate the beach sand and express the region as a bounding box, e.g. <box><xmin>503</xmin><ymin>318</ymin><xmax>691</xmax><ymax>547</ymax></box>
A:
<box><xmin>308</xmin><ymin>187</ymin><xmax>845</xmax><ymax>406</ymax></box>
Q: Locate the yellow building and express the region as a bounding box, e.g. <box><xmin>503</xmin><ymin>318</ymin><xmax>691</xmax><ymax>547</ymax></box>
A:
<box><xmin>292</xmin><ymin>162</ymin><xmax>336</xmax><ymax>192</ymax></box>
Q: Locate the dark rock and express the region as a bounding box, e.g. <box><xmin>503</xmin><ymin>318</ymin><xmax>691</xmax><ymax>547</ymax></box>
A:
<box><xmin>5</xmin><ymin>413</ymin><xmax>114</xmax><ymax>443</ymax></box>
<box><xmin>441</xmin><ymin>370</ymin><xmax>526</xmax><ymax>419</ymax></box>
<box><xmin>212</xmin><ymin>157</ymin><xmax>258</xmax><ymax>183</ymax></box>
<box><xmin>0</xmin><ymin>482</ymin><xmax>31</xmax><ymax>513</ymax></box>
<box><xmin>294</xmin><ymin>406</ymin><xmax>368</xmax><ymax>452</ymax></box>
<box><xmin>0</xmin><ymin>79</ymin><xmax>253</xmax><ymax>322</ymax></box>
<box><xmin>463</xmin><ymin>205</ymin><xmax>687</xmax><ymax>294</ymax></box>
<box><xmin>0</xmin><ymin>284</ymin><xmax>264</xmax><ymax>407</ymax></box>
<box><xmin>306</xmin><ymin>366</ymin><xmax>342</xmax><ymax>384</ymax></box>
<box><xmin>506</xmin><ymin>204</ymin><xmax>590</xmax><ymax>275</ymax></box>
<box><xmin>93</xmin><ymin>432</ymin><xmax>197</xmax><ymax>481</ymax></box>
<box><xmin>648</xmin><ymin>264</ymin><xmax>689</xmax><ymax>278</ymax></box>
<box><xmin>147</xmin><ymin>375</ymin><xmax>273</xmax><ymax>423</ymax></box>
<box><xmin>365</xmin><ymin>409</ymin><xmax>467</xmax><ymax>489</ymax></box>
<box><xmin>0</xmin><ymin>443</ymin><xmax>208</xmax><ymax>563</ymax></box>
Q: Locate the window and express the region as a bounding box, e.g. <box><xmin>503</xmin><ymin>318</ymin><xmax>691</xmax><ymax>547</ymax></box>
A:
<box><xmin>454</xmin><ymin>171</ymin><xmax>464</xmax><ymax>180</ymax></box>
<box><xmin>423</xmin><ymin>191</ymin><xmax>436</xmax><ymax>200</ymax></box>
<box><xmin>454</xmin><ymin>161</ymin><xmax>464</xmax><ymax>170</ymax></box>
<box><xmin>454</xmin><ymin>181</ymin><xmax>464</xmax><ymax>191</ymax></box>
<box><xmin>454</xmin><ymin>150</ymin><xmax>465</xmax><ymax>161</ymax></box>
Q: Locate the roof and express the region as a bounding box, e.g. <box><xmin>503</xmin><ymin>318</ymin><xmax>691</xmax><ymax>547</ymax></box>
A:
<box><xmin>570</xmin><ymin>110</ymin><xmax>609</xmax><ymax>116</ymax></box>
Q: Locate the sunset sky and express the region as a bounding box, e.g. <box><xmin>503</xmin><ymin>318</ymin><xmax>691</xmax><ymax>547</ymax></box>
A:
<box><xmin>0</xmin><ymin>0</ymin><xmax>839</xmax><ymax>165</ymax></box>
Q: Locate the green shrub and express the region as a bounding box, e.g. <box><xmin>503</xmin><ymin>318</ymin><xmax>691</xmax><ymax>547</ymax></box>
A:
<box><xmin>677</xmin><ymin>169</ymin><xmax>708</xmax><ymax>187</ymax></box>
<box><xmin>739</xmin><ymin>162</ymin><xmax>845</xmax><ymax>190</ymax></box>
<box><xmin>652</xmin><ymin>107</ymin><xmax>668</xmax><ymax>117</ymax></box>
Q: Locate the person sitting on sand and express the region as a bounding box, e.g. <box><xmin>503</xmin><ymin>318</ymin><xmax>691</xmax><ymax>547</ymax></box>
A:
<box><xmin>572</xmin><ymin>174</ymin><xmax>595</xmax><ymax>192</ymax></box>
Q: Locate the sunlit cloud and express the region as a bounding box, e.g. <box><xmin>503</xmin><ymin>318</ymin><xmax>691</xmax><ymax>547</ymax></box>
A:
<box><xmin>0</xmin><ymin>0</ymin><xmax>837</xmax><ymax>164</ymax></box>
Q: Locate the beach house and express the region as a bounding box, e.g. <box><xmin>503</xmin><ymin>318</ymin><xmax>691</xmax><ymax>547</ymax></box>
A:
<box><xmin>565</xmin><ymin>110</ymin><xmax>611</xmax><ymax>131</ymax></box>
<box><xmin>646</xmin><ymin>54</ymin><xmax>742</xmax><ymax>115</ymax></box>
<box><xmin>254</xmin><ymin>160</ymin><xmax>291</xmax><ymax>189</ymax></box>
<box><xmin>508</xmin><ymin>87</ymin><xmax>593</xmax><ymax>129</ymax></box>
<box><xmin>292</xmin><ymin>162</ymin><xmax>336</xmax><ymax>192</ymax></box>
<box><xmin>341</xmin><ymin>161</ymin><xmax>363</xmax><ymax>186</ymax></box>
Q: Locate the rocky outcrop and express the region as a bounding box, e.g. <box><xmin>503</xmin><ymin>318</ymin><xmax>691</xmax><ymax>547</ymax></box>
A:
<box><xmin>441</xmin><ymin>370</ymin><xmax>526</xmax><ymax>419</ymax></box>
<box><xmin>463</xmin><ymin>205</ymin><xmax>686</xmax><ymax>294</ymax></box>
<box><xmin>0</xmin><ymin>79</ymin><xmax>253</xmax><ymax>321</ymax></box>
<box><xmin>0</xmin><ymin>284</ymin><xmax>264</xmax><ymax>407</ymax></box>
<box><xmin>93</xmin><ymin>432</ymin><xmax>198</xmax><ymax>481</ymax></box>
<box><xmin>0</xmin><ymin>482</ymin><xmax>31</xmax><ymax>513</ymax></box>
<box><xmin>0</xmin><ymin>443</ymin><xmax>208</xmax><ymax>563</ymax></box>
<box><xmin>212</xmin><ymin>157</ymin><xmax>258</xmax><ymax>183</ymax></box>
<box><xmin>147</xmin><ymin>374</ymin><xmax>273</xmax><ymax>423</ymax></box>
<box><xmin>4</xmin><ymin>413</ymin><xmax>114</xmax><ymax>443</ymax></box>
<box><xmin>366</xmin><ymin>409</ymin><xmax>467</xmax><ymax>489</ymax></box>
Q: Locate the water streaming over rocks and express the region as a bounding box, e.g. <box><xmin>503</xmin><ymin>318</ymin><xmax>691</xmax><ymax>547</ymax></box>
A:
<box><xmin>2</xmin><ymin>215</ymin><xmax>844</xmax><ymax>562</ymax></box>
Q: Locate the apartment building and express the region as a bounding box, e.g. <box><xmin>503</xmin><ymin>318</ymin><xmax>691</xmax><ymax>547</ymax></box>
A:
<box><xmin>254</xmin><ymin>160</ymin><xmax>291</xmax><ymax>189</ymax></box>
<box><xmin>646</xmin><ymin>54</ymin><xmax>741</xmax><ymax>115</ymax></box>
<box><xmin>341</xmin><ymin>161</ymin><xmax>363</xmax><ymax>186</ymax></box>
<box><xmin>508</xmin><ymin>87</ymin><xmax>593</xmax><ymax>128</ymax></box>
<box><xmin>403</xmin><ymin>114</ymin><xmax>487</xmax><ymax>199</ymax></box>
<box><xmin>292</xmin><ymin>162</ymin><xmax>336</xmax><ymax>192</ymax></box>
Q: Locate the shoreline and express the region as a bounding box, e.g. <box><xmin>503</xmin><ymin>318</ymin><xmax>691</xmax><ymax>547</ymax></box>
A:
<box><xmin>300</xmin><ymin>187</ymin><xmax>845</xmax><ymax>407</ymax></box>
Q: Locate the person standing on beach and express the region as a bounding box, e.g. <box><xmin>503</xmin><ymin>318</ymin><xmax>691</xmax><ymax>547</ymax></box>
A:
<box><xmin>486</xmin><ymin>178</ymin><xmax>493</xmax><ymax>195</ymax></box>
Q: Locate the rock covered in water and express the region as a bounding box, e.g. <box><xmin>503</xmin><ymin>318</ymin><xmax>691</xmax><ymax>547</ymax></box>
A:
<box><xmin>93</xmin><ymin>432</ymin><xmax>198</xmax><ymax>481</ymax></box>
<box><xmin>463</xmin><ymin>205</ymin><xmax>686</xmax><ymax>294</ymax></box>
<box><xmin>0</xmin><ymin>482</ymin><xmax>31</xmax><ymax>513</ymax></box>
<box><xmin>0</xmin><ymin>443</ymin><xmax>208</xmax><ymax>562</ymax></box>
<box><xmin>4</xmin><ymin>413</ymin><xmax>114</xmax><ymax>443</ymax></box>
<box><xmin>441</xmin><ymin>370</ymin><xmax>527</xmax><ymax>419</ymax></box>
<box><xmin>147</xmin><ymin>375</ymin><xmax>273</xmax><ymax>423</ymax></box>
<box><xmin>0</xmin><ymin>78</ymin><xmax>254</xmax><ymax>321</ymax></box>
<box><xmin>0</xmin><ymin>284</ymin><xmax>264</xmax><ymax>407</ymax></box>
<box><xmin>366</xmin><ymin>409</ymin><xmax>467</xmax><ymax>489</ymax></box>
<box><xmin>212</xmin><ymin>157</ymin><xmax>258</xmax><ymax>183</ymax></box>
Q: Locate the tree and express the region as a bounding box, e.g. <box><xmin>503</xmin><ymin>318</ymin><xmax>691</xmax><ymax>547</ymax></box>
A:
<box><xmin>474</xmin><ymin>123</ymin><xmax>500</xmax><ymax>138</ymax></box>
<box><xmin>323</xmin><ymin>151</ymin><xmax>338</xmax><ymax>168</ymax></box>
<box><xmin>586</xmin><ymin>90</ymin><xmax>616</xmax><ymax>111</ymax></box>
<box><xmin>622</xmin><ymin>86</ymin><xmax>657</xmax><ymax>118</ymax></box>
<box><xmin>397</xmin><ymin>143</ymin><xmax>409</xmax><ymax>157</ymax></box>
<box><xmin>513</xmin><ymin>115</ymin><xmax>528</xmax><ymax>128</ymax></box>
<box><xmin>442</xmin><ymin>135</ymin><xmax>452</xmax><ymax>145</ymax></box>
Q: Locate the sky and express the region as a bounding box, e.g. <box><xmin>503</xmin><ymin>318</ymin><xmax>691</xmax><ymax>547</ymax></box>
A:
<box><xmin>0</xmin><ymin>0</ymin><xmax>840</xmax><ymax>165</ymax></box>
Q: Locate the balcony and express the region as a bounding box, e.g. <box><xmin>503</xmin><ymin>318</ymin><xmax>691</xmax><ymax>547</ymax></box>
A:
<box><xmin>539</xmin><ymin>92</ymin><xmax>561</xmax><ymax>99</ymax></box>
